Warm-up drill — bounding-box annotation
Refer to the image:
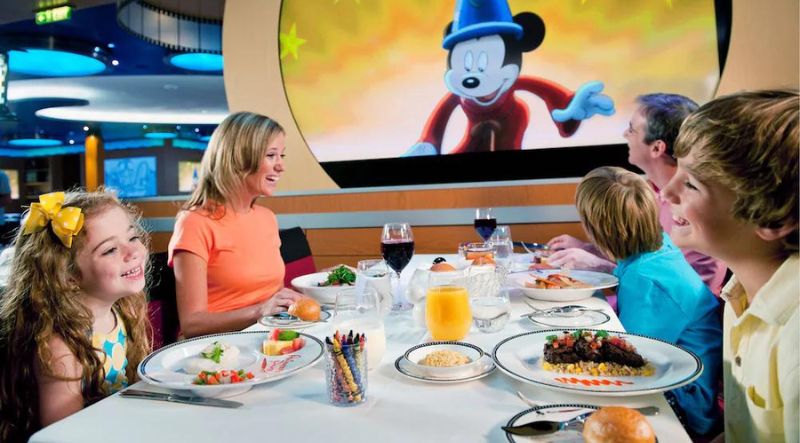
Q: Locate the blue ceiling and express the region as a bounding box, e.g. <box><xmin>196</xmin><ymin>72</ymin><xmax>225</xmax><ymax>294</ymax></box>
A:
<box><xmin>0</xmin><ymin>3</ymin><xmax>221</xmax><ymax>152</ymax></box>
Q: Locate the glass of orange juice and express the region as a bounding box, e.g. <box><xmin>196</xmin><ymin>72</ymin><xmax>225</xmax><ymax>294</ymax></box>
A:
<box><xmin>425</xmin><ymin>270</ymin><xmax>471</xmax><ymax>341</ymax></box>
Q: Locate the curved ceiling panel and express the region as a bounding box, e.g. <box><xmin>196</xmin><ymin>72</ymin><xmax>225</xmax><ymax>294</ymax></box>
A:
<box><xmin>8</xmin><ymin>75</ymin><xmax>228</xmax><ymax>124</ymax></box>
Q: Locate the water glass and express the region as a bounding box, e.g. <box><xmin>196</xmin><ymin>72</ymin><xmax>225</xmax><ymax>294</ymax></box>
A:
<box><xmin>470</xmin><ymin>287</ymin><xmax>511</xmax><ymax>333</ymax></box>
<box><xmin>333</xmin><ymin>288</ymin><xmax>386</xmax><ymax>370</ymax></box>
<box><xmin>490</xmin><ymin>225</ymin><xmax>513</xmax><ymax>273</ymax></box>
<box><xmin>324</xmin><ymin>341</ymin><xmax>367</xmax><ymax>406</ymax></box>
<box><xmin>356</xmin><ymin>259</ymin><xmax>392</xmax><ymax>315</ymax></box>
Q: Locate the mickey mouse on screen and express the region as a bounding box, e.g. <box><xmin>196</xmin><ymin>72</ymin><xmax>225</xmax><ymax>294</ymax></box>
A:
<box><xmin>404</xmin><ymin>0</ymin><xmax>615</xmax><ymax>156</ymax></box>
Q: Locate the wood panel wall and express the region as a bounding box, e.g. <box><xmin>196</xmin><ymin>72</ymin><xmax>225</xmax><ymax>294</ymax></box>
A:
<box><xmin>136</xmin><ymin>182</ymin><xmax>587</xmax><ymax>269</ymax></box>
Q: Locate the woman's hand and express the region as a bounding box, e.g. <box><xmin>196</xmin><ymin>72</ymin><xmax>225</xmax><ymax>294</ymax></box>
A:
<box><xmin>259</xmin><ymin>288</ymin><xmax>304</xmax><ymax>316</ymax></box>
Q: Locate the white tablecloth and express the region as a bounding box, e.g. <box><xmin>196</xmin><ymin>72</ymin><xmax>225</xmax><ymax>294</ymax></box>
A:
<box><xmin>31</xmin><ymin>254</ymin><xmax>691</xmax><ymax>442</ymax></box>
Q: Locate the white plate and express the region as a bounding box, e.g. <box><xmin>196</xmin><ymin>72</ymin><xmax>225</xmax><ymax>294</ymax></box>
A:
<box><xmin>507</xmin><ymin>270</ymin><xmax>618</xmax><ymax>302</ymax></box>
<box><xmin>138</xmin><ymin>331</ymin><xmax>323</xmax><ymax>398</ymax></box>
<box><xmin>395</xmin><ymin>355</ymin><xmax>495</xmax><ymax>384</ymax></box>
<box><xmin>291</xmin><ymin>271</ymin><xmax>354</xmax><ymax>305</ymax></box>
<box><xmin>258</xmin><ymin>309</ymin><xmax>332</xmax><ymax>330</ymax></box>
<box><xmin>492</xmin><ymin>329</ymin><xmax>702</xmax><ymax>396</ymax></box>
<box><xmin>505</xmin><ymin>404</ymin><xmax>599</xmax><ymax>442</ymax></box>
<box><xmin>403</xmin><ymin>341</ymin><xmax>485</xmax><ymax>379</ymax></box>
<box><xmin>525</xmin><ymin>310</ymin><xmax>610</xmax><ymax>328</ymax></box>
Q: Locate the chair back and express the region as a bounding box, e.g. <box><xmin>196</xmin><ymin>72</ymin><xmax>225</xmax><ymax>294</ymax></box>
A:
<box><xmin>279</xmin><ymin>227</ymin><xmax>316</xmax><ymax>287</ymax></box>
<box><xmin>147</xmin><ymin>252</ymin><xmax>179</xmax><ymax>349</ymax></box>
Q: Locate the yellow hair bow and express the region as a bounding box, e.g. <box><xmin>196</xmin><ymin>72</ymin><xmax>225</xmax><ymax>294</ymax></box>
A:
<box><xmin>22</xmin><ymin>192</ymin><xmax>85</xmax><ymax>248</ymax></box>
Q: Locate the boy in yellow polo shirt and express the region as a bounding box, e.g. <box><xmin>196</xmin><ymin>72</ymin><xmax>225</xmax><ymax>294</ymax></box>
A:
<box><xmin>662</xmin><ymin>89</ymin><xmax>798</xmax><ymax>443</ymax></box>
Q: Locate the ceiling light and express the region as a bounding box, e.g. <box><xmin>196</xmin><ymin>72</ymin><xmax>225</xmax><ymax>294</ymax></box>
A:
<box><xmin>111</xmin><ymin>60</ymin><xmax>119</xmax><ymax>66</ymax></box>
<box><xmin>83</xmin><ymin>126</ymin><xmax>89</xmax><ymax>131</ymax></box>
<box><xmin>168</xmin><ymin>53</ymin><xmax>223</xmax><ymax>72</ymax></box>
<box><xmin>8</xmin><ymin>137</ymin><xmax>62</xmax><ymax>147</ymax></box>
<box><xmin>8</xmin><ymin>49</ymin><xmax>106</xmax><ymax>77</ymax></box>
<box><xmin>144</xmin><ymin>132</ymin><xmax>177</xmax><ymax>139</ymax></box>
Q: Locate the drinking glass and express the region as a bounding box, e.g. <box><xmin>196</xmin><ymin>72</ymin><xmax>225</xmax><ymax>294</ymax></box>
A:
<box><xmin>470</xmin><ymin>290</ymin><xmax>511</xmax><ymax>333</ymax></box>
<box><xmin>333</xmin><ymin>288</ymin><xmax>386</xmax><ymax>370</ymax></box>
<box><xmin>474</xmin><ymin>208</ymin><xmax>497</xmax><ymax>241</ymax></box>
<box><xmin>381</xmin><ymin>222</ymin><xmax>414</xmax><ymax>312</ymax></box>
<box><xmin>356</xmin><ymin>259</ymin><xmax>392</xmax><ymax>315</ymax></box>
<box><xmin>425</xmin><ymin>270</ymin><xmax>471</xmax><ymax>341</ymax></box>
<box><xmin>489</xmin><ymin>225</ymin><xmax>513</xmax><ymax>272</ymax></box>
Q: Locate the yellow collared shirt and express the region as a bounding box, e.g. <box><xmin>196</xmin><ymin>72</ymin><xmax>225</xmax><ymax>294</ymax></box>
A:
<box><xmin>721</xmin><ymin>254</ymin><xmax>799</xmax><ymax>443</ymax></box>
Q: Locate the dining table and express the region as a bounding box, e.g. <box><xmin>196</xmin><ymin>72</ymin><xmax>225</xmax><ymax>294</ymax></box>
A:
<box><xmin>30</xmin><ymin>254</ymin><xmax>692</xmax><ymax>443</ymax></box>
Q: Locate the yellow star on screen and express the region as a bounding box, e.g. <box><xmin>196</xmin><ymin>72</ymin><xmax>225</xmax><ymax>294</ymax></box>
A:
<box><xmin>280</xmin><ymin>23</ymin><xmax>306</xmax><ymax>60</ymax></box>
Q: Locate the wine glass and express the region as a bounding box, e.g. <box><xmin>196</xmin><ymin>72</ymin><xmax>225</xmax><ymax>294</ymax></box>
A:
<box><xmin>474</xmin><ymin>208</ymin><xmax>497</xmax><ymax>241</ymax></box>
<box><xmin>380</xmin><ymin>223</ymin><xmax>414</xmax><ymax>312</ymax></box>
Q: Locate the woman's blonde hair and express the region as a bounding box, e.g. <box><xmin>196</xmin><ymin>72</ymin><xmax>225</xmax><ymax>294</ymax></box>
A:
<box><xmin>674</xmin><ymin>89</ymin><xmax>798</xmax><ymax>252</ymax></box>
<box><xmin>576</xmin><ymin>167</ymin><xmax>663</xmax><ymax>261</ymax></box>
<box><xmin>184</xmin><ymin>111</ymin><xmax>284</xmax><ymax>215</ymax></box>
<box><xmin>0</xmin><ymin>189</ymin><xmax>152</xmax><ymax>442</ymax></box>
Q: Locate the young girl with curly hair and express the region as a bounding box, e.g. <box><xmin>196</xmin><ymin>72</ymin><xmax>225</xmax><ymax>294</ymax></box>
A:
<box><xmin>0</xmin><ymin>190</ymin><xmax>152</xmax><ymax>442</ymax></box>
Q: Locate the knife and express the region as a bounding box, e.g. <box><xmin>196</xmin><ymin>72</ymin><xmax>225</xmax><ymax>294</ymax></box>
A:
<box><xmin>119</xmin><ymin>389</ymin><xmax>243</xmax><ymax>408</ymax></box>
<box><xmin>502</xmin><ymin>411</ymin><xmax>593</xmax><ymax>436</ymax></box>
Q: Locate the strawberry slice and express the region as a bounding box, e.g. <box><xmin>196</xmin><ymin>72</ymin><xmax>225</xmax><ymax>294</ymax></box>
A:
<box><xmin>269</xmin><ymin>328</ymin><xmax>282</xmax><ymax>341</ymax></box>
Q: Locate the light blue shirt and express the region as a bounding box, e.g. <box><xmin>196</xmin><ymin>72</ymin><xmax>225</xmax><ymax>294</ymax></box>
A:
<box><xmin>614</xmin><ymin>233</ymin><xmax>722</xmax><ymax>435</ymax></box>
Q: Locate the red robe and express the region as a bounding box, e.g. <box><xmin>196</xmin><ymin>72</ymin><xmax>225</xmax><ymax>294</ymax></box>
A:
<box><xmin>418</xmin><ymin>76</ymin><xmax>580</xmax><ymax>154</ymax></box>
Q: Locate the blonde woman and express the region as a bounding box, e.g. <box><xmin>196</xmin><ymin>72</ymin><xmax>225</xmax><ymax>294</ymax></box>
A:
<box><xmin>168</xmin><ymin>112</ymin><xmax>302</xmax><ymax>338</ymax></box>
<box><xmin>576</xmin><ymin>166</ymin><xmax>722</xmax><ymax>437</ymax></box>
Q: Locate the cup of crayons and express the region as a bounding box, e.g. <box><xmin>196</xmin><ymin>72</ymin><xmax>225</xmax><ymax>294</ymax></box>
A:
<box><xmin>324</xmin><ymin>330</ymin><xmax>367</xmax><ymax>406</ymax></box>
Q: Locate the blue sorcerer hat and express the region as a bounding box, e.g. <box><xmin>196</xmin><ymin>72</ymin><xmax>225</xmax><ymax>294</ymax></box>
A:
<box><xmin>442</xmin><ymin>0</ymin><xmax>523</xmax><ymax>50</ymax></box>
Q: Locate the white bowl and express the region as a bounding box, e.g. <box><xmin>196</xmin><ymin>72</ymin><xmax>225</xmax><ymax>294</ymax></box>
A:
<box><xmin>507</xmin><ymin>269</ymin><xmax>618</xmax><ymax>302</ymax></box>
<box><xmin>403</xmin><ymin>342</ymin><xmax>485</xmax><ymax>379</ymax></box>
<box><xmin>290</xmin><ymin>272</ymin><xmax>354</xmax><ymax>305</ymax></box>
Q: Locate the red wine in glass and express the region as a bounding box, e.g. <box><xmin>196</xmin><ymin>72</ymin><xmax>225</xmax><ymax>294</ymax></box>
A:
<box><xmin>381</xmin><ymin>240</ymin><xmax>415</xmax><ymax>274</ymax></box>
<box><xmin>474</xmin><ymin>218</ymin><xmax>497</xmax><ymax>241</ymax></box>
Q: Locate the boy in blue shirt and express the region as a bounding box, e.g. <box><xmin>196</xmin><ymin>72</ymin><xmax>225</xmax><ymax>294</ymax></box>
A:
<box><xmin>575</xmin><ymin>166</ymin><xmax>722</xmax><ymax>436</ymax></box>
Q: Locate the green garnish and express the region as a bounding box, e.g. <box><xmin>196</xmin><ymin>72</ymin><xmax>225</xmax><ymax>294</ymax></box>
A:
<box><xmin>572</xmin><ymin>329</ymin><xmax>584</xmax><ymax>339</ymax></box>
<box><xmin>201</xmin><ymin>342</ymin><xmax>224</xmax><ymax>363</ymax></box>
<box><xmin>278</xmin><ymin>330</ymin><xmax>300</xmax><ymax>341</ymax></box>
<box><xmin>596</xmin><ymin>330</ymin><xmax>609</xmax><ymax>338</ymax></box>
<box><xmin>546</xmin><ymin>334</ymin><xmax>558</xmax><ymax>343</ymax></box>
<box><xmin>319</xmin><ymin>266</ymin><xmax>356</xmax><ymax>287</ymax></box>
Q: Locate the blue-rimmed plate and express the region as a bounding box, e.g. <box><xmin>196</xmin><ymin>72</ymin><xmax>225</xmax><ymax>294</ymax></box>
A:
<box><xmin>492</xmin><ymin>329</ymin><xmax>702</xmax><ymax>396</ymax></box>
<box><xmin>258</xmin><ymin>309</ymin><xmax>331</xmax><ymax>330</ymax></box>
<box><xmin>505</xmin><ymin>404</ymin><xmax>599</xmax><ymax>442</ymax></box>
<box><xmin>395</xmin><ymin>341</ymin><xmax>495</xmax><ymax>384</ymax></box>
<box><xmin>138</xmin><ymin>331</ymin><xmax>323</xmax><ymax>398</ymax></box>
<box><xmin>524</xmin><ymin>309</ymin><xmax>610</xmax><ymax>328</ymax></box>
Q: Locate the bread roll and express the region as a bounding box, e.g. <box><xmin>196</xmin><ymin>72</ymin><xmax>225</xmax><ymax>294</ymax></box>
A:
<box><xmin>430</xmin><ymin>262</ymin><xmax>456</xmax><ymax>272</ymax></box>
<box><xmin>583</xmin><ymin>406</ymin><xmax>655</xmax><ymax>443</ymax></box>
<box><xmin>288</xmin><ymin>297</ymin><xmax>321</xmax><ymax>321</ymax></box>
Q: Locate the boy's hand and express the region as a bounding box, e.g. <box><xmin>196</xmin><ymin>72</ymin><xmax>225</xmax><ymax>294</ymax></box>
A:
<box><xmin>547</xmin><ymin>234</ymin><xmax>590</xmax><ymax>251</ymax></box>
<box><xmin>547</xmin><ymin>248</ymin><xmax>616</xmax><ymax>273</ymax></box>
